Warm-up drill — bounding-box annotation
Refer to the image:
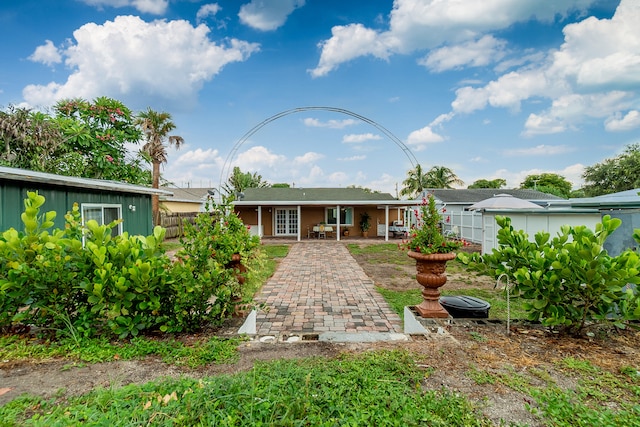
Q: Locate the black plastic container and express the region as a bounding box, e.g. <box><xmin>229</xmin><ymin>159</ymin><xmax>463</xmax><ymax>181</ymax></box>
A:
<box><xmin>440</xmin><ymin>295</ymin><xmax>491</xmax><ymax>318</ymax></box>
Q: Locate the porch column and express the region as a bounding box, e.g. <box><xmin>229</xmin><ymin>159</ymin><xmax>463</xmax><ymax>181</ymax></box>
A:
<box><xmin>336</xmin><ymin>204</ymin><xmax>341</xmax><ymax>241</ymax></box>
<box><xmin>257</xmin><ymin>206</ymin><xmax>263</xmax><ymax>238</ymax></box>
<box><xmin>297</xmin><ymin>205</ymin><xmax>302</xmax><ymax>241</ymax></box>
<box><xmin>384</xmin><ymin>205</ymin><xmax>389</xmax><ymax>241</ymax></box>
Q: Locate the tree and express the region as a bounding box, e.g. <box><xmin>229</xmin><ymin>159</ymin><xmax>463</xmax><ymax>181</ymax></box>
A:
<box><xmin>468</xmin><ymin>178</ymin><xmax>507</xmax><ymax>189</ymax></box>
<box><xmin>400</xmin><ymin>164</ymin><xmax>429</xmax><ymax>198</ymax></box>
<box><xmin>223</xmin><ymin>166</ymin><xmax>270</xmax><ymax>200</ymax></box>
<box><xmin>424</xmin><ymin>166</ymin><xmax>463</xmax><ymax>189</ymax></box>
<box><xmin>582</xmin><ymin>143</ymin><xmax>640</xmax><ymax>196</ymax></box>
<box><xmin>135</xmin><ymin>108</ymin><xmax>184</xmax><ymax>224</ymax></box>
<box><xmin>520</xmin><ymin>173</ymin><xmax>571</xmax><ymax>198</ymax></box>
<box><xmin>0</xmin><ymin>106</ymin><xmax>64</xmax><ymax>171</ymax></box>
<box><xmin>54</xmin><ymin>97</ymin><xmax>150</xmax><ymax>184</ymax></box>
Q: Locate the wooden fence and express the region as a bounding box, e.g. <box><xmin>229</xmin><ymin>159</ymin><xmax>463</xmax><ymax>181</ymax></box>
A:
<box><xmin>160</xmin><ymin>212</ymin><xmax>199</xmax><ymax>239</ymax></box>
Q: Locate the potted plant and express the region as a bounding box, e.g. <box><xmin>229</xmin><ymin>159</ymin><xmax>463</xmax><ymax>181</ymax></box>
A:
<box><xmin>399</xmin><ymin>193</ymin><xmax>466</xmax><ymax>318</ymax></box>
<box><xmin>359</xmin><ymin>212</ymin><xmax>371</xmax><ymax>237</ymax></box>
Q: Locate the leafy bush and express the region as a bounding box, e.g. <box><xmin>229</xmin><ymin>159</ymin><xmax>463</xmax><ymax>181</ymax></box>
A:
<box><xmin>0</xmin><ymin>191</ymin><xmax>260</xmax><ymax>339</ymax></box>
<box><xmin>458</xmin><ymin>215</ymin><xmax>640</xmax><ymax>335</ymax></box>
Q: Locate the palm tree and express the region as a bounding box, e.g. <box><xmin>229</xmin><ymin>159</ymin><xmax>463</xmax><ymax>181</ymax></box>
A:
<box><xmin>424</xmin><ymin>166</ymin><xmax>464</xmax><ymax>189</ymax></box>
<box><xmin>135</xmin><ymin>108</ymin><xmax>184</xmax><ymax>225</ymax></box>
<box><xmin>400</xmin><ymin>164</ymin><xmax>429</xmax><ymax>198</ymax></box>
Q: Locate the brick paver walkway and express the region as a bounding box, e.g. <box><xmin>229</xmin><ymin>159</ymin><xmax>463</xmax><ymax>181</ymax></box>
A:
<box><xmin>255</xmin><ymin>242</ymin><xmax>402</xmax><ymax>337</ymax></box>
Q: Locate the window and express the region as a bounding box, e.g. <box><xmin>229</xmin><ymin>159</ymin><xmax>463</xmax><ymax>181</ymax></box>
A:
<box><xmin>325</xmin><ymin>207</ymin><xmax>353</xmax><ymax>226</ymax></box>
<box><xmin>81</xmin><ymin>204</ymin><xmax>123</xmax><ymax>236</ymax></box>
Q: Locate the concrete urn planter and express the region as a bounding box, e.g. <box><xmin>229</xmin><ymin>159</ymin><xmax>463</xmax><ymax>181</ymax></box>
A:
<box><xmin>408</xmin><ymin>251</ymin><xmax>456</xmax><ymax>318</ymax></box>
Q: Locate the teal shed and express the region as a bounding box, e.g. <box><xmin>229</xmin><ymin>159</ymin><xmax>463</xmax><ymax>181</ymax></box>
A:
<box><xmin>0</xmin><ymin>166</ymin><xmax>172</xmax><ymax>237</ymax></box>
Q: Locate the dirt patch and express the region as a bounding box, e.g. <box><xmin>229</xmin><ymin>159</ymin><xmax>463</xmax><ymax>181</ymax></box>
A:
<box><xmin>2</xmin><ymin>242</ymin><xmax>640</xmax><ymax>427</ymax></box>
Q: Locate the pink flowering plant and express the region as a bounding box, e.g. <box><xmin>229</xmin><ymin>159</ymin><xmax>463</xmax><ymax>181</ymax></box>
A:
<box><xmin>399</xmin><ymin>193</ymin><xmax>465</xmax><ymax>254</ymax></box>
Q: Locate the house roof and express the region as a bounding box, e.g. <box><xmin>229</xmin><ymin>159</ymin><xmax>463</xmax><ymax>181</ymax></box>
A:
<box><xmin>160</xmin><ymin>187</ymin><xmax>212</xmax><ymax>203</ymax></box>
<box><xmin>234</xmin><ymin>187</ymin><xmax>403</xmax><ymax>206</ymax></box>
<box><xmin>567</xmin><ymin>188</ymin><xmax>640</xmax><ymax>208</ymax></box>
<box><xmin>426</xmin><ymin>188</ymin><xmax>564</xmax><ymax>204</ymax></box>
<box><xmin>0</xmin><ymin>166</ymin><xmax>172</xmax><ymax>196</ymax></box>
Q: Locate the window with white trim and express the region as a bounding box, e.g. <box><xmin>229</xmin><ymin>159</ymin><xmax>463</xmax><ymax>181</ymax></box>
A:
<box><xmin>325</xmin><ymin>207</ymin><xmax>353</xmax><ymax>226</ymax></box>
<box><xmin>81</xmin><ymin>204</ymin><xmax>123</xmax><ymax>236</ymax></box>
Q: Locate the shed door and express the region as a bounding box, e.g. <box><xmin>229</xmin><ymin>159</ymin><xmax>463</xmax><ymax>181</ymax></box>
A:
<box><xmin>275</xmin><ymin>208</ymin><xmax>298</xmax><ymax>235</ymax></box>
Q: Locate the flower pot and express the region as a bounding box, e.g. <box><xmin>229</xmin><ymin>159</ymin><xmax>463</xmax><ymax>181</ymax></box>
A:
<box><xmin>408</xmin><ymin>251</ymin><xmax>456</xmax><ymax>318</ymax></box>
<box><xmin>361</xmin><ymin>231</ymin><xmax>369</xmax><ymax>238</ymax></box>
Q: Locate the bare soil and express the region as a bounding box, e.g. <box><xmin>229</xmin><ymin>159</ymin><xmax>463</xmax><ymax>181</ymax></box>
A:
<box><xmin>2</xmin><ymin>242</ymin><xmax>640</xmax><ymax>427</ymax></box>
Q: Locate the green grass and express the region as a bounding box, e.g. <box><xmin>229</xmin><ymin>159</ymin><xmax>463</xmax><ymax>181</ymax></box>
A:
<box><xmin>0</xmin><ymin>350</ymin><xmax>492</xmax><ymax>426</ymax></box>
<box><xmin>0</xmin><ymin>335</ymin><xmax>243</xmax><ymax>368</ymax></box>
<box><xmin>348</xmin><ymin>242</ymin><xmax>529</xmax><ymax>321</ymax></box>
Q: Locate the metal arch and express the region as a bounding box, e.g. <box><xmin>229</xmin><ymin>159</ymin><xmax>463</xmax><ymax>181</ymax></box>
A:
<box><xmin>219</xmin><ymin>106</ymin><xmax>418</xmax><ymax>188</ymax></box>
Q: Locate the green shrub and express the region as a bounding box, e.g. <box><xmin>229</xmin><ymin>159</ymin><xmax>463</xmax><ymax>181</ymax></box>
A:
<box><xmin>0</xmin><ymin>191</ymin><xmax>261</xmax><ymax>339</ymax></box>
<box><xmin>458</xmin><ymin>215</ymin><xmax>640</xmax><ymax>335</ymax></box>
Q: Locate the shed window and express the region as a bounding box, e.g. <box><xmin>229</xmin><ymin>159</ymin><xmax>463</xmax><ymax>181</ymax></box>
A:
<box><xmin>325</xmin><ymin>207</ymin><xmax>353</xmax><ymax>226</ymax></box>
<box><xmin>81</xmin><ymin>204</ymin><xmax>123</xmax><ymax>237</ymax></box>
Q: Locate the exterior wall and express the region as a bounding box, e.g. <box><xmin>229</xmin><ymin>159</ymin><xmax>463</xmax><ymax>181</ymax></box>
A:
<box><xmin>605</xmin><ymin>209</ymin><xmax>640</xmax><ymax>255</ymax></box>
<box><xmin>161</xmin><ymin>201</ymin><xmax>202</xmax><ymax>213</ymax></box>
<box><xmin>0</xmin><ymin>180</ymin><xmax>154</xmax><ymax>236</ymax></box>
<box><xmin>481</xmin><ymin>211</ymin><xmax>602</xmax><ymax>254</ymax></box>
<box><xmin>235</xmin><ymin>204</ymin><xmax>405</xmax><ymax>238</ymax></box>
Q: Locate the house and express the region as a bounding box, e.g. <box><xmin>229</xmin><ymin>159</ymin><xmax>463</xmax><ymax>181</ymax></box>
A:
<box><xmin>160</xmin><ymin>187</ymin><xmax>213</xmax><ymax>212</ymax></box>
<box><xmin>424</xmin><ymin>188</ymin><xmax>565</xmax><ymax>243</ymax></box>
<box><xmin>0</xmin><ymin>166</ymin><xmax>171</xmax><ymax>236</ymax></box>
<box><xmin>562</xmin><ymin>188</ymin><xmax>640</xmax><ymax>255</ymax></box>
<box><xmin>232</xmin><ymin>187</ymin><xmax>409</xmax><ymax>241</ymax></box>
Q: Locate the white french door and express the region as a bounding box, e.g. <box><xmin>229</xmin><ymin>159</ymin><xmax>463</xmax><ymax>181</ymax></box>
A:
<box><xmin>275</xmin><ymin>208</ymin><xmax>298</xmax><ymax>235</ymax></box>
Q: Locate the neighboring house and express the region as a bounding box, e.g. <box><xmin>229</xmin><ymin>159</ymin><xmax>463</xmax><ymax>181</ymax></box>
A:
<box><xmin>426</xmin><ymin>188</ymin><xmax>565</xmax><ymax>243</ymax></box>
<box><xmin>427</xmin><ymin>188</ymin><xmax>564</xmax><ymax>213</ymax></box>
<box><xmin>0</xmin><ymin>166</ymin><xmax>171</xmax><ymax>236</ymax></box>
<box><xmin>479</xmin><ymin>207</ymin><xmax>602</xmax><ymax>255</ymax></box>
<box><xmin>562</xmin><ymin>188</ymin><xmax>640</xmax><ymax>255</ymax></box>
<box><xmin>160</xmin><ymin>187</ymin><xmax>213</xmax><ymax>212</ymax></box>
<box><xmin>232</xmin><ymin>187</ymin><xmax>409</xmax><ymax>241</ymax></box>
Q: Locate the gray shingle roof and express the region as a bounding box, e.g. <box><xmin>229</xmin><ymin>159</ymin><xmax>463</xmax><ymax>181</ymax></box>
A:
<box><xmin>240</xmin><ymin>187</ymin><xmax>396</xmax><ymax>202</ymax></box>
<box><xmin>426</xmin><ymin>188</ymin><xmax>564</xmax><ymax>204</ymax></box>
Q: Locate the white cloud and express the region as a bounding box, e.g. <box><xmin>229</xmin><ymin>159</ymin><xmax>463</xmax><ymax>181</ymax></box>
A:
<box><xmin>310</xmin><ymin>0</ymin><xmax>595</xmax><ymax>76</ymax></box>
<box><xmin>502</xmin><ymin>144</ymin><xmax>574</xmax><ymax>157</ymax></box>
<box><xmin>550</xmin><ymin>0</ymin><xmax>640</xmax><ymax>90</ymax></box>
<box><xmin>79</xmin><ymin>0</ymin><xmax>168</xmax><ymax>15</ymax></box>
<box><xmin>310</xmin><ymin>23</ymin><xmax>393</xmax><ymax>77</ymax></box>
<box><xmin>338</xmin><ymin>155</ymin><xmax>366</xmax><ymax>161</ymax></box>
<box><xmin>28</xmin><ymin>40</ymin><xmax>62</xmax><ymax>66</ymax></box>
<box><xmin>238</xmin><ymin>0</ymin><xmax>305</xmax><ymax>31</ymax></box>
<box><xmin>452</xmin><ymin>0</ymin><xmax>640</xmax><ymax>134</ymax></box>
<box><xmin>22</xmin><ymin>16</ymin><xmax>259</xmax><ymax>108</ymax></box>
<box><xmin>197</xmin><ymin>3</ymin><xmax>222</xmax><ymax>24</ymax></box>
<box><xmin>605</xmin><ymin>110</ymin><xmax>640</xmax><ymax>131</ymax></box>
<box><xmin>406</xmin><ymin>125</ymin><xmax>445</xmax><ymax>150</ymax></box>
<box><xmin>419</xmin><ymin>35</ymin><xmax>507</xmax><ymax>72</ymax></box>
<box><xmin>302</xmin><ymin>117</ymin><xmax>358</xmax><ymax>129</ymax></box>
<box><xmin>173</xmin><ymin>148</ymin><xmax>222</xmax><ymax>166</ymax></box>
<box><xmin>294</xmin><ymin>152</ymin><xmax>324</xmax><ymax>163</ymax></box>
<box><xmin>342</xmin><ymin>133</ymin><xmax>382</xmax><ymax>143</ymax></box>
<box><xmin>234</xmin><ymin>146</ymin><xmax>286</xmax><ymax>170</ymax></box>
<box><xmin>452</xmin><ymin>69</ymin><xmax>552</xmax><ymax>114</ymax></box>
<box><xmin>523</xmin><ymin>91</ymin><xmax>633</xmax><ymax>136</ymax></box>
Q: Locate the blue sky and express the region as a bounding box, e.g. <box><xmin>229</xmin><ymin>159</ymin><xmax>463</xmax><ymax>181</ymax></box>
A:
<box><xmin>1</xmin><ymin>0</ymin><xmax>639</xmax><ymax>196</ymax></box>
